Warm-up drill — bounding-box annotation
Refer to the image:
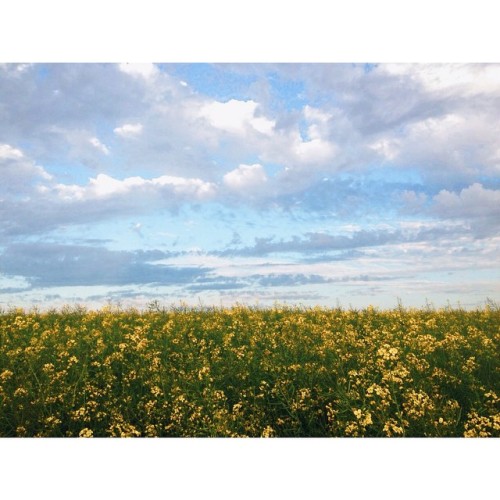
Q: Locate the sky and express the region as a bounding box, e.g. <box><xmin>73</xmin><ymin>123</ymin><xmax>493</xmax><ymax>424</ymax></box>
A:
<box><xmin>1</xmin><ymin>62</ymin><xmax>499</xmax><ymax>310</ymax></box>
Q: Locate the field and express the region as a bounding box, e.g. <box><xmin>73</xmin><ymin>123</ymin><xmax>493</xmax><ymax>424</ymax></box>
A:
<box><xmin>0</xmin><ymin>303</ymin><xmax>498</xmax><ymax>437</ymax></box>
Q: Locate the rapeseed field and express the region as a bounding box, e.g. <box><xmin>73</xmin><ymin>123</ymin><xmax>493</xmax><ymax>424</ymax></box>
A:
<box><xmin>0</xmin><ymin>303</ymin><xmax>498</xmax><ymax>437</ymax></box>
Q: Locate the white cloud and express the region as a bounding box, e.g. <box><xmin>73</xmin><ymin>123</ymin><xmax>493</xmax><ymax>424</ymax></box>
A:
<box><xmin>0</xmin><ymin>63</ymin><xmax>32</xmax><ymax>77</ymax></box>
<box><xmin>0</xmin><ymin>143</ymin><xmax>24</xmax><ymax>159</ymax></box>
<box><xmin>303</xmin><ymin>105</ymin><xmax>331</xmax><ymax>124</ymax></box>
<box><xmin>369</xmin><ymin>138</ymin><xmax>401</xmax><ymax>161</ymax></box>
<box><xmin>114</xmin><ymin>123</ymin><xmax>143</xmax><ymax>138</ymax></box>
<box><xmin>152</xmin><ymin>175</ymin><xmax>217</xmax><ymax>199</ymax></box>
<box><xmin>118</xmin><ymin>63</ymin><xmax>159</xmax><ymax>80</ymax></box>
<box><xmin>433</xmin><ymin>183</ymin><xmax>500</xmax><ymax>218</ymax></box>
<box><xmin>43</xmin><ymin>127</ymin><xmax>114</xmax><ymax>166</ymax></box>
<box><xmin>296</xmin><ymin>105</ymin><xmax>337</xmax><ymax>163</ymax></box>
<box><xmin>223</xmin><ymin>163</ymin><xmax>268</xmax><ymax>192</ymax></box>
<box><xmin>374</xmin><ymin>111</ymin><xmax>500</xmax><ymax>179</ymax></box>
<box><xmin>251</xmin><ymin>115</ymin><xmax>275</xmax><ymax>135</ymax></box>
<box><xmin>400</xmin><ymin>190</ymin><xmax>428</xmax><ymax>212</ymax></box>
<box><xmin>382</xmin><ymin>63</ymin><xmax>500</xmax><ymax>96</ymax></box>
<box><xmin>199</xmin><ymin>99</ymin><xmax>275</xmax><ymax>135</ymax></box>
<box><xmin>0</xmin><ymin>144</ymin><xmax>52</xmax><ymax>195</ymax></box>
<box><xmin>371</xmin><ymin>116</ymin><xmax>475</xmax><ymax>170</ymax></box>
<box><xmin>51</xmin><ymin>173</ymin><xmax>217</xmax><ymax>202</ymax></box>
<box><xmin>259</xmin><ymin>104</ymin><xmax>338</xmax><ymax>173</ymax></box>
<box><xmin>409</xmin><ymin>113</ymin><xmax>465</xmax><ymax>137</ymax></box>
<box><xmin>91</xmin><ymin>174</ymin><xmax>128</xmax><ymax>197</ymax></box>
<box><xmin>89</xmin><ymin>137</ymin><xmax>110</xmax><ymax>155</ymax></box>
<box><xmin>293</xmin><ymin>136</ymin><xmax>337</xmax><ymax>165</ymax></box>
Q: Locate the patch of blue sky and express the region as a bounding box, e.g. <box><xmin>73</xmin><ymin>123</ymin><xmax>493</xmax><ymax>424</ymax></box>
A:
<box><xmin>167</xmin><ymin>203</ymin><xmax>355</xmax><ymax>254</ymax></box>
<box><xmin>64</xmin><ymin>205</ymin><xmax>250</xmax><ymax>254</ymax></box>
<box><xmin>94</xmin><ymin>123</ymin><xmax>120</xmax><ymax>147</ymax></box>
<box><xmin>29</xmin><ymin>184</ymin><xmax>409</xmax><ymax>257</ymax></box>
<box><xmin>419</xmin><ymin>268</ymin><xmax>500</xmax><ymax>284</ymax></box>
<box><xmin>201</xmin><ymin>204</ymin><xmax>308</xmax><ymax>245</ymax></box>
<box><xmin>43</xmin><ymin>160</ymin><xmax>97</xmax><ymax>185</ymax></box>
<box><xmin>261</xmin><ymin>162</ymin><xmax>285</xmax><ymax>177</ymax></box>
<box><xmin>474</xmin><ymin>174</ymin><xmax>500</xmax><ymax>190</ymax></box>
<box><xmin>82</xmin><ymin>216</ymin><xmax>195</xmax><ymax>253</ymax></box>
<box><xmin>297</xmin><ymin>118</ymin><xmax>311</xmax><ymax>142</ymax></box>
<box><xmin>347</xmin><ymin>165</ymin><xmax>424</xmax><ymax>186</ymax></box>
<box><xmin>265</xmin><ymin>71</ymin><xmax>307</xmax><ymax>111</ymax></box>
<box><xmin>285</xmin><ymin>178</ymin><xmax>403</xmax><ymax>221</ymax></box>
<box><xmin>363</xmin><ymin>63</ymin><xmax>378</xmax><ymax>74</ymax></box>
<box><xmin>161</xmin><ymin>63</ymin><xmax>257</xmax><ymax>101</ymax></box>
<box><xmin>34</xmin><ymin>64</ymin><xmax>50</xmax><ymax>82</ymax></box>
<box><xmin>161</xmin><ymin>64</ymin><xmax>310</xmax><ymax>114</ymax></box>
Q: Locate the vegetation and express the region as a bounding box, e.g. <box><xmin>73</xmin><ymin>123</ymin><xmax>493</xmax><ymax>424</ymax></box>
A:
<box><xmin>0</xmin><ymin>303</ymin><xmax>498</xmax><ymax>437</ymax></box>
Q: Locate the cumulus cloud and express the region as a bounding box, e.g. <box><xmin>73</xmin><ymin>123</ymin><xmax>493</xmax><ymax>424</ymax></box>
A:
<box><xmin>382</xmin><ymin>64</ymin><xmax>500</xmax><ymax>96</ymax></box>
<box><xmin>2</xmin><ymin>63</ymin><xmax>499</xmax><ymax>191</ymax></box>
<box><xmin>0</xmin><ymin>64</ymin><xmax>154</xmax><ymax>168</ymax></box>
<box><xmin>118</xmin><ymin>63</ymin><xmax>159</xmax><ymax>80</ymax></box>
<box><xmin>89</xmin><ymin>137</ymin><xmax>110</xmax><ymax>155</ymax></box>
<box><xmin>0</xmin><ymin>143</ymin><xmax>23</xmax><ymax>160</ymax></box>
<box><xmin>366</xmin><ymin>109</ymin><xmax>500</xmax><ymax>182</ymax></box>
<box><xmin>270</xmin><ymin>63</ymin><xmax>500</xmax><ymax>182</ymax></box>
<box><xmin>303</xmin><ymin>105</ymin><xmax>331</xmax><ymax>124</ymax></box>
<box><xmin>369</xmin><ymin>138</ymin><xmax>401</xmax><ymax>161</ymax></box>
<box><xmin>399</xmin><ymin>190</ymin><xmax>428</xmax><ymax>213</ymax></box>
<box><xmin>199</xmin><ymin>99</ymin><xmax>275</xmax><ymax>135</ymax></box>
<box><xmin>114</xmin><ymin>123</ymin><xmax>143</xmax><ymax>137</ymax></box>
<box><xmin>433</xmin><ymin>183</ymin><xmax>500</xmax><ymax>219</ymax></box>
<box><xmin>223</xmin><ymin>163</ymin><xmax>268</xmax><ymax>193</ymax></box>
<box><xmin>47</xmin><ymin>173</ymin><xmax>217</xmax><ymax>202</ymax></box>
<box><xmin>258</xmin><ymin>103</ymin><xmax>338</xmax><ymax>176</ymax></box>
<box><xmin>293</xmin><ymin>136</ymin><xmax>337</xmax><ymax>165</ymax></box>
<box><xmin>364</xmin><ymin>66</ymin><xmax>500</xmax><ymax>181</ymax></box>
<box><xmin>0</xmin><ymin>143</ymin><xmax>52</xmax><ymax>195</ymax></box>
<box><xmin>0</xmin><ymin>146</ymin><xmax>218</xmax><ymax>238</ymax></box>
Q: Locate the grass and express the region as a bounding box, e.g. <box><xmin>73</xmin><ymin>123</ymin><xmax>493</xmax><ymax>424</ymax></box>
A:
<box><xmin>0</xmin><ymin>303</ymin><xmax>498</xmax><ymax>437</ymax></box>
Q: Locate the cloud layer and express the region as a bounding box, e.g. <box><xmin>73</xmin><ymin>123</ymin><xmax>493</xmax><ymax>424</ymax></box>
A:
<box><xmin>1</xmin><ymin>63</ymin><xmax>499</xmax><ymax>309</ymax></box>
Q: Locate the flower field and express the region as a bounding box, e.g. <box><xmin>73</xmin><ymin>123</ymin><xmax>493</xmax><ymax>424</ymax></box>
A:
<box><xmin>0</xmin><ymin>303</ymin><xmax>498</xmax><ymax>437</ymax></box>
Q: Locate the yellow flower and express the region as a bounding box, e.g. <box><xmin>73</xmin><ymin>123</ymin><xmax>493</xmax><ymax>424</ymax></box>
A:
<box><xmin>145</xmin><ymin>425</ymin><xmax>158</xmax><ymax>437</ymax></box>
<box><xmin>68</xmin><ymin>355</ymin><xmax>79</xmax><ymax>366</ymax></box>
<box><xmin>16</xmin><ymin>426</ymin><xmax>28</xmax><ymax>436</ymax></box>
<box><xmin>383</xmin><ymin>418</ymin><xmax>405</xmax><ymax>437</ymax></box>
<box><xmin>13</xmin><ymin>387</ymin><xmax>28</xmax><ymax>398</ymax></box>
<box><xmin>261</xmin><ymin>425</ymin><xmax>275</xmax><ymax>438</ymax></box>
<box><xmin>352</xmin><ymin>408</ymin><xmax>373</xmax><ymax>427</ymax></box>
<box><xmin>42</xmin><ymin>363</ymin><xmax>55</xmax><ymax>373</ymax></box>
<box><xmin>0</xmin><ymin>369</ymin><xmax>13</xmax><ymax>381</ymax></box>
<box><xmin>79</xmin><ymin>428</ymin><xmax>94</xmax><ymax>438</ymax></box>
<box><xmin>150</xmin><ymin>385</ymin><xmax>163</xmax><ymax>397</ymax></box>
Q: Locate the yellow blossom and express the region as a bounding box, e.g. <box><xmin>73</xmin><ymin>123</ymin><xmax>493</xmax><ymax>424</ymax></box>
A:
<box><xmin>79</xmin><ymin>428</ymin><xmax>94</xmax><ymax>438</ymax></box>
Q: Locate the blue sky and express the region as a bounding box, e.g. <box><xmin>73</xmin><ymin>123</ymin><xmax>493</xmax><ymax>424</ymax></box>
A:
<box><xmin>1</xmin><ymin>63</ymin><xmax>499</xmax><ymax>309</ymax></box>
